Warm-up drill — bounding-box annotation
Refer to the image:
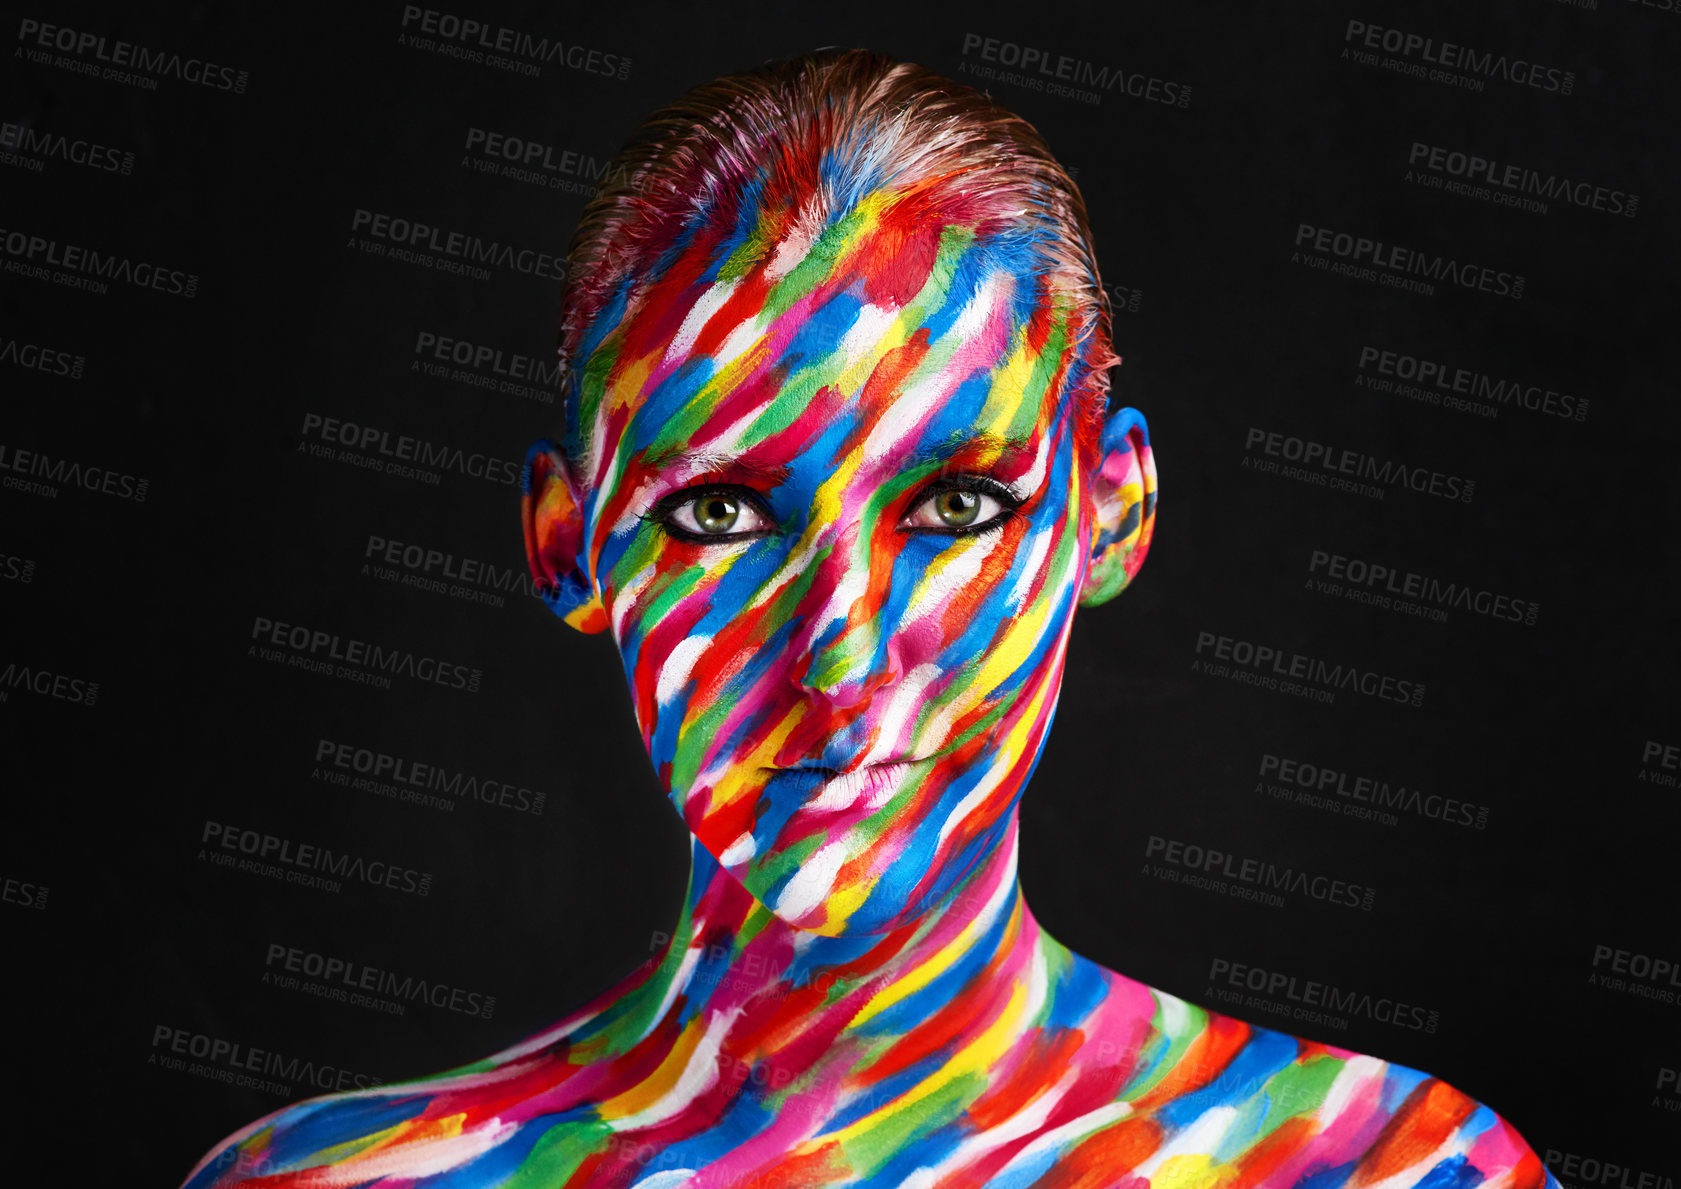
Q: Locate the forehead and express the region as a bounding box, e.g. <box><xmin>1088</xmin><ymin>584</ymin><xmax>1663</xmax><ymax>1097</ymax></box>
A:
<box><xmin>571</xmin><ymin>191</ymin><xmax>1084</xmax><ymax>486</ymax></box>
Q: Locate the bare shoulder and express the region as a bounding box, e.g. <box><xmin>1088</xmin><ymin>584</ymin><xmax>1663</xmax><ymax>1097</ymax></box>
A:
<box><xmin>179</xmin><ymin>1086</ymin><xmax>434</xmax><ymax>1188</ymax></box>
<box><xmin>1192</xmin><ymin>992</ymin><xmax>1556</xmax><ymax>1189</ymax></box>
<box><xmin>1077</xmin><ymin>965</ymin><xmax>1559</xmax><ymax>1189</ymax></box>
<box><xmin>176</xmin><ymin>966</ymin><xmax>652</xmax><ymax>1186</ymax></box>
<box><xmin>176</xmin><ymin>1020</ymin><xmax>603</xmax><ymax>1189</ymax></box>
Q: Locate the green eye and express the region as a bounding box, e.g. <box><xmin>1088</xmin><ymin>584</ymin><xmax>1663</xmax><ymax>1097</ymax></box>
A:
<box><xmin>694</xmin><ymin>495</ymin><xmax>740</xmax><ymax>534</ymax></box>
<box><xmin>658</xmin><ymin>488</ymin><xmax>769</xmax><ymax>541</ymax></box>
<box><xmin>934</xmin><ymin>490</ymin><xmax>980</xmax><ymax>528</ymax></box>
<box><xmin>902</xmin><ymin>484</ymin><xmax>1011</xmax><ymax>533</ymax></box>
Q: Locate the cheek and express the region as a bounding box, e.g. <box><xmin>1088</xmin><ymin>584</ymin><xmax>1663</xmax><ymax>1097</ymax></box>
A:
<box><xmin>885</xmin><ymin>504</ymin><xmax>1076</xmax><ymax>679</ymax></box>
<box><xmin>613</xmin><ymin>547</ymin><xmax>797</xmax><ymax>742</ymax></box>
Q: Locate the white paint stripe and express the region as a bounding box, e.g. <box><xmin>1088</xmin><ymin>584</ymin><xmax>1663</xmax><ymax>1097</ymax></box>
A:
<box><xmin>608</xmin><ymin>1006</ymin><xmax>740</xmax><ymax>1132</ymax></box>
<box><xmin>306</xmin><ymin>1119</ymin><xmax>521</xmax><ymax>1185</ymax></box>
<box><xmin>896</xmin><ymin>1067</ymin><xmax>1080</xmax><ymax>1188</ymax></box>
<box><xmin>664</xmin><ymin>279</ymin><xmax>740</xmax><ymax>365</ymax></box>
<box><xmin>840</xmin><ymin>301</ymin><xmax>901</xmax><ymax>363</ymax></box>
<box><xmin>657</xmin><ymin>635</ymin><xmax>713</xmax><ymax>708</ymax></box>
<box><xmin>1133</xmin><ymin>1105</ymin><xmax>1237</xmax><ymax>1178</ymax></box>
<box><xmin>719</xmin><ymin>831</ymin><xmax>757</xmax><ymax>866</ymax></box>
<box><xmin>989</xmin><ymin>1100</ymin><xmax>1135</xmax><ymax>1172</ymax></box>
<box><xmin>773</xmin><ymin>837</ymin><xmax>850</xmax><ymax>921</ymax></box>
<box><xmin>859</xmin><ymin>663</ymin><xmax>942</xmax><ymax>768</ymax></box>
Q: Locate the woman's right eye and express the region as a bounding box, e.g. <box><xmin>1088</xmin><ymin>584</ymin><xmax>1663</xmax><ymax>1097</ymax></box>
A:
<box><xmin>662</xmin><ymin>490</ymin><xmax>771</xmax><ymax>540</ymax></box>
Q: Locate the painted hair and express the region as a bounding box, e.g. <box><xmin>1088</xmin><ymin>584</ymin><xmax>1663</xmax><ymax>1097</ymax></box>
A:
<box><xmin>555</xmin><ymin>47</ymin><xmax>1119</xmax><ymax>457</ymax></box>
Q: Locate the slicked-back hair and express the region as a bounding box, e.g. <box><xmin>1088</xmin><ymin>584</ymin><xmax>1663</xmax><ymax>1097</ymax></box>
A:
<box><xmin>556</xmin><ymin>47</ymin><xmax>1119</xmax><ymax>452</ymax></box>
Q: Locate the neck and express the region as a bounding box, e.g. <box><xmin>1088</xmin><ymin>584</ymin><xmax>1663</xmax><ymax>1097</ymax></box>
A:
<box><xmin>560</xmin><ymin>810</ymin><xmax>1051</xmax><ymax>1066</ymax></box>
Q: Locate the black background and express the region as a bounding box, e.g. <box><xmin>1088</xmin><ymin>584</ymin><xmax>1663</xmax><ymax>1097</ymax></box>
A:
<box><xmin>2</xmin><ymin>1</ymin><xmax>1677</xmax><ymax>1183</ymax></box>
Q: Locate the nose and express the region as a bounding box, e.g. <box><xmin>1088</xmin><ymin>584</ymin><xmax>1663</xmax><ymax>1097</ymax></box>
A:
<box><xmin>788</xmin><ymin>521</ymin><xmax>900</xmax><ymax>709</ymax></box>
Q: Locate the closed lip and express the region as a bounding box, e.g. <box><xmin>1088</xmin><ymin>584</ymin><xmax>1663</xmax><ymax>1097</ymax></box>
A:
<box><xmin>772</xmin><ymin>761</ymin><xmax>918</xmax><ymax>813</ymax></box>
<box><xmin>763</xmin><ymin>753</ymin><xmax>946</xmax><ymax>814</ymax></box>
<box><xmin>765</xmin><ymin>744</ymin><xmax>950</xmax><ymax>777</ymax></box>
<box><xmin>769</xmin><ymin>757</ymin><xmax>926</xmax><ymax>776</ymax></box>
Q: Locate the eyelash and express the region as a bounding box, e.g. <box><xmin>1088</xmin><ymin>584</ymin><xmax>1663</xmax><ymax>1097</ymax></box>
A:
<box><xmin>640</xmin><ymin>482</ymin><xmax>777</xmax><ymax>544</ymax></box>
<box><xmin>901</xmin><ymin>476</ymin><xmax>1024</xmax><ymax>537</ymax></box>
<box><xmin>641</xmin><ymin>475</ymin><xmax>1025</xmax><ymax>543</ymax></box>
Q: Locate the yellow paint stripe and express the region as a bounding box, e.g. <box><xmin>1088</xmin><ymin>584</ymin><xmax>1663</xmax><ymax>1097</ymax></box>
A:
<box><xmin>975</xmin><ymin>338</ymin><xmax>1036</xmax><ymax>437</ymax></box>
<box><xmin>598</xmin><ymin>1012</ymin><xmax>708</xmax><ymax>1119</ymax></box>
<box><xmin>848</xmin><ymin>890</ymin><xmax>1020</xmax><ymax>1031</ymax></box>
<box><xmin>704</xmin><ymin>701</ymin><xmax>806</xmax><ymax>810</ymax></box>
<box><xmin>1154</xmin><ymin>1153</ymin><xmax>1234</xmax><ymax>1189</ymax></box>
<box><xmin>812</xmin><ymin>978</ymin><xmax>1029</xmax><ymax>1147</ymax></box>
<box><xmin>322</xmin><ymin>1114</ymin><xmax>465</xmax><ymax>1165</ymax></box>
<box><xmin>807</xmin><ymin>868</ymin><xmax>879</xmax><ymax>937</ymax></box>
<box><xmin>612</xmin><ymin>351</ymin><xmax>657</xmax><ymax>413</ymax></box>
<box><xmin>947</xmin><ymin>592</ymin><xmax>1051</xmax><ymax>724</ymax></box>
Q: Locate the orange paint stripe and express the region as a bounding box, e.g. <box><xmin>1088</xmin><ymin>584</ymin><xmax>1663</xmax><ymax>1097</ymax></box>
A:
<box><xmin>1230</xmin><ymin>1114</ymin><xmax>1318</xmax><ymax>1188</ymax></box>
<box><xmin>1043</xmin><ymin>1115</ymin><xmax>1164</xmax><ymax>1189</ymax></box>
<box><xmin>1352</xmin><ymin>1079</ymin><xmax>1477</xmax><ymax>1185</ymax></box>
<box><xmin>964</xmin><ymin>1028</ymin><xmax>1083</xmax><ymax>1131</ymax></box>
<box><xmin>1133</xmin><ymin>1012</ymin><xmax>1252</xmax><ymax>1112</ymax></box>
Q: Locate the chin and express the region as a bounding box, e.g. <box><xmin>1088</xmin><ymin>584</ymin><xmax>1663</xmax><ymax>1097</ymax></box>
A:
<box><xmin>737</xmin><ymin>838</ymin><xmax>984</xmax><ymax>938</ymax></box>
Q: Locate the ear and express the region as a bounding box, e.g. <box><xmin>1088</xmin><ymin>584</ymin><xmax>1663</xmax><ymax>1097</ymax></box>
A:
<box><xmin>1079</xmin><ymin>407</ymin><xmax>1158</xmax><ymax>608</ymax></box>
<box><xmin>521</xmin><ymin>439</ymin><xmax>609</xmax><ymax>634</ymax></box>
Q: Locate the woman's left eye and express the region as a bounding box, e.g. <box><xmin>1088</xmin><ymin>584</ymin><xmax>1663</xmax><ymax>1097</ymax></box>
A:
<box><xmin>902</xmin><ymin>485</ymin><xmax>1012</xmax><ymax>533</ymax></box>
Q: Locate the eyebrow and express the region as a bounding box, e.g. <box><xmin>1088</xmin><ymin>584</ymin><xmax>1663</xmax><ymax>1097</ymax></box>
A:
<box><xmin>641</xmin><ymin>433</ymin><xmax>1033</xmax><ymax>484</ymax></box>
<box><xmin>908</xmin><ymin>432</ymin><xmax>1035</xmax><ymax>468</ymax></box>
<box><xmin>642</xmin><ymin>449</ymin><xmax>794</xmax><ymax>485</ymax></box>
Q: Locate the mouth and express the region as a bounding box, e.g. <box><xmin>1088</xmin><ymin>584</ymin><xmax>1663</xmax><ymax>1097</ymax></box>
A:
<box><xmin>763</xmin><ymin>757</ymin><xmax>929</xmax><ymax>814</ymax></box>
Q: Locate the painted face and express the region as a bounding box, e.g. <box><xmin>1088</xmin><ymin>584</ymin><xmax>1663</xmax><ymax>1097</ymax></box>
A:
<box><xmin>529</xmin><ymin>191</ymin><xmax>1154</xmax><ymax>938</ymax></box>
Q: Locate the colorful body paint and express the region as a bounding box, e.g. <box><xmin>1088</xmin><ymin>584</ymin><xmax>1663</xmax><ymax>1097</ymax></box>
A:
<box><xmin>186</xmin><ymin>51</ymin><xmax>1552</xmax><ymax>1187</ymax></box>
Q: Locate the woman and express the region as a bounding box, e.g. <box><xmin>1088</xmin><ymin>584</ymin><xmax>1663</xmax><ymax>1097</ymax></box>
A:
<box><xmin>185</xmin><ymin>49</ymin><xmax>1553</xmax><ymax>1188</ymax></box>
